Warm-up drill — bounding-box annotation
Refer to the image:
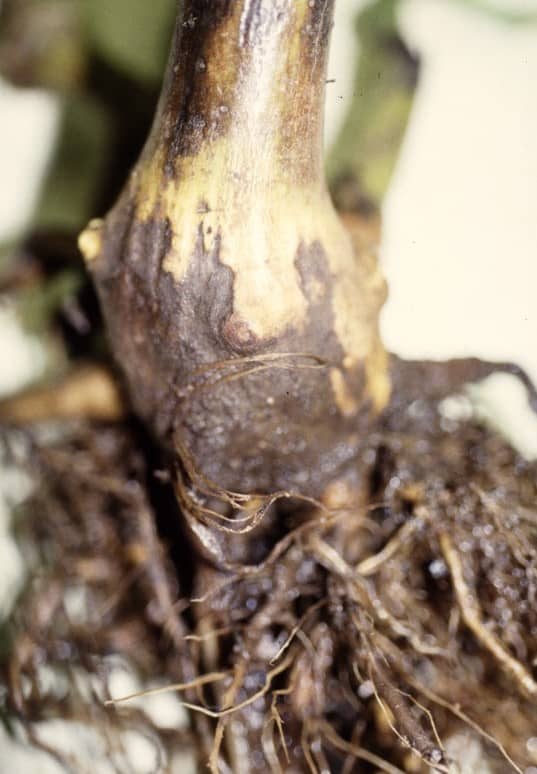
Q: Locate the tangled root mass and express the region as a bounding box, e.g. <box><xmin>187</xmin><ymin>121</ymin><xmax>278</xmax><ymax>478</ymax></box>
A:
<box><xmin>1</xmin><ymin>359</ymin><xmax>537</xmax><ymax>773</ymax></box>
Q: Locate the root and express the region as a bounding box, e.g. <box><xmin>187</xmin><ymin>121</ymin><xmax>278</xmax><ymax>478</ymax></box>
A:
<box><xmin>409</xmin><ymin>679</ymin><xmax>524</xmax><ymax>774</ymax></box>
<box><xmin>269</xmin><ymin>599</ymin><xmax>327</xmax><ymax>665</ymax></box>
<box><xmin>3</xmin><ymin>355</ymin><xmax>537</xmax><ymax>772</ymax></box>
<box><xmin>0</xmin><ymin>365</ymin><xmax>125</xmax><ymax>424</ymax></box>
<box><xmin>440</xmin><ymin>531</ymin><xmax>537</xmax><ymax>698</ymax></box>
<box><xmin>356</xmin><ymin>510</ymin><xmax>427</xmax><ymax>576</ymax></box>
<box><xmin>321</xmin><ymin>723</ymin><xmax>406</xmax><ymax>774</ymax></box>
<box><xmin>104</xmin><ymin>672</ymin><xmax>230</xmax><ymax>707</ymax></box>
<box><xmin>366</xmin><ymin>654</ymin><xmax>448</xmax><ymax>771</ymax></box>
<box><xmin>175</xmin><ymin>655</ymin><xmax>294</xmax><ymax>720</ymax></box>
<box><xmin>175</xmin><ymin>352</ymin><xmax>328</xmax><ymax>402</ymax></box>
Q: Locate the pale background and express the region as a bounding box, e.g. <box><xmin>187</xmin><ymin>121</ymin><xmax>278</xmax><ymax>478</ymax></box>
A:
<box><xmin>327</xmin><ymin>0</ymin><xmax>537</xmax><ymax>386</ymax></box>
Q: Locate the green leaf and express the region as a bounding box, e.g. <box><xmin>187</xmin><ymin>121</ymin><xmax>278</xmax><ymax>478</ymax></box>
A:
<box><xmin>79</xmin><ymin>0</ymin><xmax>176</xmax><ymax>84</ymax></box>
<box><xmin>35</xmin><ymin>93</ymin><xmax>111</xmax><ymax>233</ymax></box>
<box><xmin>327</xmin><ymin>0</ymin><xmax>418</xmax><ymax>207</ymax></box>
<box><xmin>16</xmin><ymin>269</ymin><xmax>84</xmax><ymax>333</ymax></box>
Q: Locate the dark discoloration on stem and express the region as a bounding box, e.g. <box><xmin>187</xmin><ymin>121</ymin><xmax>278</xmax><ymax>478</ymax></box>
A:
<box><xmin>81</xmin><ymin>0</ymin><xmax>390</xmax><ymax>496</ymax></box>
<box><xmin>153</xmin><ymin>0</ymin><xmax>333</xmax><ymax>180</ymax></box>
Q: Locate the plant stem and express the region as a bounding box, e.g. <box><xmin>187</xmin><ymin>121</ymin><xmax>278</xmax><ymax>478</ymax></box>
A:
<box><xmin>80</xmin><ymin>0</ymin><xmax>390</xmax><ymax>501</ymax></box>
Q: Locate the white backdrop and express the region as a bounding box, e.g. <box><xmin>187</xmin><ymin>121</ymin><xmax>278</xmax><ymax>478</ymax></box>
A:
<box><xmin>326</xmin><ymin>0</ymin><xmax>537</xmax><ymax>387</ymax></box>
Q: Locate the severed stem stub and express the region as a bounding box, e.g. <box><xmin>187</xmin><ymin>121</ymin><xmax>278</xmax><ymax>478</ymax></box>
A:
<box><xmin>79</xmin><ymin>0</ymin><xmax>389</xmax><ymax>497</ymax></box>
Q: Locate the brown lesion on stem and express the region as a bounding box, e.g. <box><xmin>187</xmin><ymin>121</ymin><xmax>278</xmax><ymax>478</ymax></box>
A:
<box><xmin>80</xmin><ymin>0</ymin><xmax>390</xmax><ymax>496</ymax></box>
<box><xmin>153</xmin><ymin>0</ymin><xmax>332</xmax><ymax>181</ymax></box>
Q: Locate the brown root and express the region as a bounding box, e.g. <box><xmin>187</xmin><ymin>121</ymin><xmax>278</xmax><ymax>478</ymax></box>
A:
<box><xmin>0</xmin><ymin>365</ymin><xmax>125</xmax><ymax>424</ymax></box>
<box><xmin>439</xmin><ymin>531</ymin><xmax>537</xmax><ymax>699</ymax></box>
<box><xmin>2</xmin><ymin>358</ymin><xmax>537</xmax><ymax>772</ymax></box>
